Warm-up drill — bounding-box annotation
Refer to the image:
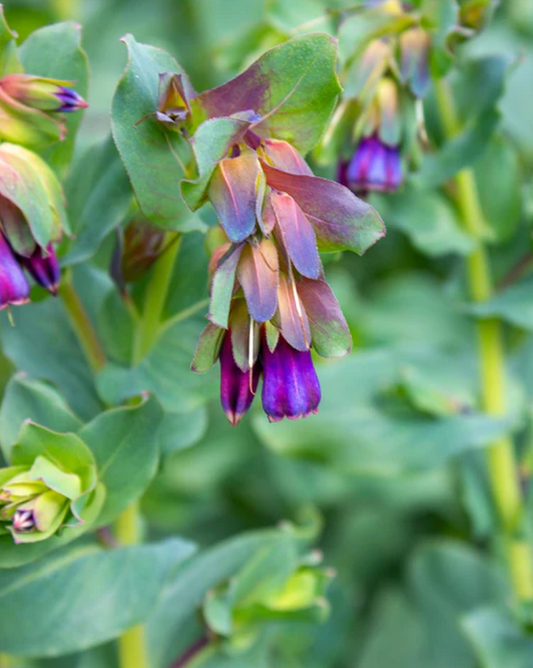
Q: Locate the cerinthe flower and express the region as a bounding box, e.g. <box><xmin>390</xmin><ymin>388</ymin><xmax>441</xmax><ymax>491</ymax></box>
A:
<box><xmin>0</xmin><ymin>143</ymin><xmax>68</xmax><ymax>306</ymax></box>
<box><xmin>0</xmin><ymin>423</ymin><xmax>100</xmax><ymax>545</ymax></box>
<box><xmin>0</xmin><ymin>73</ymin><xmax>87</xmax><ymax>147</ymax></box>
<box><xmin>183</xmin><ymin>90</ymin><xmax>383</xmax><ymax>425</ymax></box>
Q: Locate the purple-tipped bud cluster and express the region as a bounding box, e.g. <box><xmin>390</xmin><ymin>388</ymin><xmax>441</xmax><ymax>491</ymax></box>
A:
<box><xmin>0</xmin><ymin>231</ymin><xmax>60</xmax><ymax>310</ymax></box>
<box><xmin>0</xmin><ymin>73</ymin><xmax>87</xmax><ymax>147</ymax></box>
<box><xmin>191</xmin><ymin>134</ymin><xmax>378</xmax><ymax>425</ymax></box>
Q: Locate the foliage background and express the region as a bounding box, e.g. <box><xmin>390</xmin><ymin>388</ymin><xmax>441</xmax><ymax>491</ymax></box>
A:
<box><xmin>2</xmin><ymin>0</ymin><xmax>533</xmax><ymax>666</ymax></box>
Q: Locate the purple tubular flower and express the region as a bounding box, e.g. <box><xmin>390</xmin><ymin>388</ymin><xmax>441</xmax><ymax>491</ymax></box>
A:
<box><xmin>18</xmin><ymin>243</ymin><xmax>60</xmax><ymax>295</ymax></box>
<box><xmin>220</xmin><ymin>330</ymin><xmax>260</xmax><ymax>426</ymax></box>
<box><xmin>54</xmin><ymin>87</ymin><xmax>88</xmax><ymax>113</ymax></box>
<box><xmin>262</xmin><ymin>335</ymin><xmax>321</xmax><ymax>422</ymax></box>
<box><xmin>0</xmin><ymin>232</ymin><xmax>30</xmax><ymax>309</ymax></box>
<box><xmin>346</xmin><ymin>136</ymin><xmax>402</xmax><ymax>193</ymax></box>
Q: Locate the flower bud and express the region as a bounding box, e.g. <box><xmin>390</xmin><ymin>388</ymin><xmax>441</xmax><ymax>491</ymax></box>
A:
<box><xmin>17</xmin><ymin>243</ymin><xmax>61</xmax><ymax>295</ymax></box>
<box><xmin>0</xmin><ymin>424</ymin><xmax>99</xmax><ymax>544</ymax></box>
<box><xmin>0</xmin><ymin>74</ymin><xmax>88</xmax><ymax>113</ymax></box>
<box><xmin>220</xmin><ymin>330</ymin><xmax>260</xmax><ymax>426</ymax></box>
<box><xmin>0</xmin><ymin>74</ymin><xmax>86</xmax><ymax>147</ymax></box>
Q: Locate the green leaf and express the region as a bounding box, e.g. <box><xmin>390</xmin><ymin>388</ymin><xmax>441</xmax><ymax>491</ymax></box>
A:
<box><xmin>0</xmin><ymin>6</ymin><xmax>22</xmax><ymax>75</ymax></box>
<box><xmin>63</xmin><ymin>136</ymin><xmax>133</xmax><ymax>266</ymax></box>
<box><xmin>111</xmin><ymin>34</ymin><xmax>199</xmax><ymax>229</ymax></box>
<box><xmin>96</xmin><ymin>318</ymin><xmax>218</xmax><ymax>412</ymax></box>
<box><xmin>147</xmin><ymin>529</ymin><xmax>298</xmax><ymax>668</ymax></box>
<box><xmin>12</xmin><ymin>422</ymin><xmax>96</xmax><ymax>495</ymax></box>
<box><xmin>474</xmin><ymin>135</ymin><xmax>522</xmax><ymax>244</ymax></box>
<box><xmin>414</xmin><ymin>109</ymin><xmax>500</xmax><ymax>188</ymax></box>
<box><xmin>97</xmin><ymin>289</ymin><xmax>135</xmax><ymax>364</ymax></box>
<box><xmin>0</xmin><ymin>374</ymin><xmax>82</xmax><ymax>462</ymax></box>
<box><xmin>159</xmin><ymin>406</ymin><xmax>208</xmax><ymax>456</ymax></box>
<box><xmin>465</xmin><ymin>276</ymin><xmax>533</xmax><ymax>331</ymax></box>
<box><xmin>408</xmin><ymin>542</ymin><xmax>506</xmax><ymax>668</ymax></box>
<box><xmin>0</xmin><ymin>538</ymin><xmax>195</xmax><ymax>656</ymax></box>
<box><xmin>19</xmin><ymin>21</ymin><xmax>89</xmax><ymax>173</ymax></box>
<box><xmin>370</xmin><ymin>187</ymin><xmax>474</xmax><ymax>257</ymax></box>
<box><xmin>463</xmin><ymin>607</ymin><xmax>533</xmax><ymax>668</ymax></box>
<box><xmin>78</xmin><ymin>395</ymin><xmax>164</xmax><ymax>526</ymax></box>
<box><xmin>193</xmin><ymin>34</ymin><xmax>342</xmax><ymax>155</ymax></box>
<box><xmin>416</xmin><ymin>55</ymin><xmax>510</xmax><ymax>188</ymax></box>
<box><xmin>359</xmin><ymin>589</ymin><xmax>426</xmax><ymax>668</ymax></box>
<box><xmin>0</xmin><ymin>299</ymin><xmax>103</xmax><ymax>421</ymax></box>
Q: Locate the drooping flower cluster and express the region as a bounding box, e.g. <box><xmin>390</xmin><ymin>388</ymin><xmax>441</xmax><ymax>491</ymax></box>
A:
<box><xmin>332</xmin><ymin>0</ymin><xmax>432</xmax><ymax>194</ymax></box>
<box><xmin>190</xmin><ymin>134</ymin><xmax>384</xmax><ymax>424</ymax></box>
<box><xmin>331</xmin><ymin>0</ymin><xmax>494</xmax><ymax>195</ymax></box>
<box><xmin>0</xmin><ymin>74</ymin><xmax>86</xmax><ymax>310</ymax></box>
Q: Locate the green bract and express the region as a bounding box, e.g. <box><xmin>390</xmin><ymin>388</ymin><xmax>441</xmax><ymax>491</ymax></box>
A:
<box><xmin>0</xmin><ymin>423</ymin><xmax>99</xmax><ymax>544</ymax></box>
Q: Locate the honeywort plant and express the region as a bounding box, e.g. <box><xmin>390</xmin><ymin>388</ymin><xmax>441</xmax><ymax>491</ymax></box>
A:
<box><xmin>0</xmin><ymin>0</ymin><xmax>532</xmax><ymax>666</ymax></box>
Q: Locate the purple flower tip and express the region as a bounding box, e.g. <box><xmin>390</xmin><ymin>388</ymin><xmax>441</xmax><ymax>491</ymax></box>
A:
<box><xmin>220</xmin><ymin>331</ymin><xmax>260</xmax><ymax>426</ymax></box>
<box><xmin>345</xmin><ymin>136</ymin><xmax>403</xmax><ymax>193</ymax></box>
<box><xmin>18</xmin><ymin>243</ymin><xmax>61</xmax><ymax>295</ymax></box>
<box><xmin>54</xmin><ymin>86</ymin><xmax>88</xmax><ymax>113</ymax></box>
<box><xmin>0</xmin><ymin>233</ymin><xmax>30</xmax><ymax>309</ymax></box>
<box><xmin>262</xmin><ymin>335</ymin><xmax>321</xmax><ymax>422</ymax></box>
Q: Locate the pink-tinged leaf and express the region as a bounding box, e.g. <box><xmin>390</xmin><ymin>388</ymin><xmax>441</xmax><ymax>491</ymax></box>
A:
<box><xmin>262</xmin><ymin>162</ymin><xmax>385</xmax><ymax>254</ymax></box>
<box><xmin>258</xmin><ymin>187</ymin><xmax>277</xmax><ymax>236</ymax></box>
<box><xmin>276</xmin><ymin>275</ymin><xmax>311</xmax><ymax>352</ymax></box>
<box><xmin>261</xmin><ymin>139</ymin><xmax>313</xmax><ymax>175</ymax></box>
<box><xmin>191</xmin><ymin>34</ymin><xmax>341</xmax><ymax>155</ymax></box>
<box><xmin>191</xmin><ymin>322</ymin><xmax>225</xmax><ymax>373</ymax></box>
<box><xmin>298</xmin><ymin>278</ymin><xmax>352</xmax><ymax>358</ymax></box>
<box><xmin>208</xmin><ymin>151</ymin><xmax>260</xmax><ymax>243</ymax></box>
<box><xmin>271</xmin><ymin>190</ymin><xmax>321</xmax><ymax>279</ymax></box>
<box><xmin>229</xmin><ymin>298</ymin><xmax>259</xmax><ymax>372</ymax></box>
<box><xmin>237</xmin><ymin>237</ymin><xmax>279</xmax><ymax>323</ymax></box>
<box><xmin>209</xmin><ymin>244</ymin><xmax>244</xmax><ymax>328</ymax></box>
<box><xmin>181</xmin><ymin>115</ymin><xmax>254</xmax><ymax>211</ymax></box>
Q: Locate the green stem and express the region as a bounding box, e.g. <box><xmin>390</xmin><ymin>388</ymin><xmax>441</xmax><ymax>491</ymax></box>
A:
<box><xmin>115</xmin><ymin>234</ymin><xmax>182</xmax><ymax>668</ymax></box>
<box><xmin>133</xmin><ymin>232</ymin><xmax>182</xmax><ymax>364</ymax></box>
<box><xmin>436</xmin><ymin>78</ymin><xmax>533</xmax><ymax>604</ymax></box>
<box><xmin>58</xmin><ymin>270</ymin><xmax>106</xmax><ymax>373</ymax></box>
<box><xmin>115</xmin><ymin>502</ymin><xmax>149</xmax><ymax>668</ymax></box>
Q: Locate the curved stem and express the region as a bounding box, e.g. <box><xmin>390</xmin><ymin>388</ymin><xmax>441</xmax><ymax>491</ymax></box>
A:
<box><xmin>58</xmin><ymin>270</ymin><xmax>106</xmax><ymax>373</ymax></box>
<box><xmin>436</xmin><ymin>78</ymin><xmax>533</xmax><ymax>603</ymax></box>
<box><xmin>133</xmin><ymin>232</ymin><xmax>182</xmax><ymax>364</ymax></box>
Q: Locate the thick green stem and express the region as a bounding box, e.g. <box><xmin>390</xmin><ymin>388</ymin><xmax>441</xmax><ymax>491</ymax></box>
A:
<box><xmin>115</xmin><ymin>234</ymin><xmax>182</xmax><ymax>668</ymax></box>
<box><xmin>436</xmin><ymin>78</ymin><xmax>533</xmax><ymax>603</ymax></box>
<box><xmin>133</xmin><ymin>232</ymin><xmax>182</xmax><ymax>364</ymax></box>
<box><xmin>58</xmin><ymin>271</ymin><xmax>106</xmax><ymax>373</ymax></box>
